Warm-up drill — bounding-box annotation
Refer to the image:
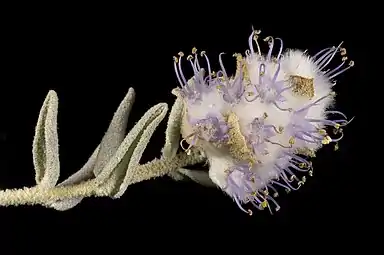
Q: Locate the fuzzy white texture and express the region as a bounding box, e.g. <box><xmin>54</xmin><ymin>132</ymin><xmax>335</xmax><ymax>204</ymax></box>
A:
<box><xmin>185</xmin><ymin>50</ymin><xmax>331</xmax><ymax>189</ymax></box>
<box><xmin>175</xmin><ymin>33</ymin><xmax>353</xmax><ymax>213</ymax></box>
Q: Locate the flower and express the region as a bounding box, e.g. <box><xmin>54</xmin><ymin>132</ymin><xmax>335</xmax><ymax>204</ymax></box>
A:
<box><xmin>173</xmin><ymin>29</ymin><xmax>354</xmax><ymax>215</ymax></box>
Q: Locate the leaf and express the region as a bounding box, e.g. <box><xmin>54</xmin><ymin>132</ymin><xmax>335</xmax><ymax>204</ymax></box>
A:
<box><xmin>48</xmin><ymin>146</ymin><xmax>99</xmax><ymax>210</ymax></box>
<box><xmin>93</xmin><ymin>88</ymin><xmax>135</xmax><ymax>176</ymax></box>
<box><xmin>32</xmin><ymin>90</ymin><xmax>60</xmax><ymax>188</ymax></box>
<box><xmin>48</xmin><ymin>88</ymin><xmax>135</xmax><ymax>210</ymax></box>
<box><xmin>162</xmin><ymin>97</ymin><xmax>183</xmax><ymax>159</ymax></box>
<box><xmin>161</xmin><ymin>96</ymin><xmax>185</xmax><ymax>181</ymax></box>
<box><xmin>100</xmin><ymin>102</ymin><xmax>168</xmax><ymax>198</ymax></box>
<box><xmin>177</xmin><ymin>168</ymin><xmax>216</xmax><ymax>187</ymax></box>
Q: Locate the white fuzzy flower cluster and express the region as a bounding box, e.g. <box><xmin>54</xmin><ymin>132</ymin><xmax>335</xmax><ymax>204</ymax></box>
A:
<box><xmin>174</xmin><ymin>30</ymin><xmax>354</xmax><ymax>215</ymax></box>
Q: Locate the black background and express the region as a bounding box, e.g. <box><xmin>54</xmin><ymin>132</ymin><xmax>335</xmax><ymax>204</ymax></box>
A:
<box><xmin>0</xmin><ymin>2</ymin><xmax>372</xmax><ymax>246</ymax></box>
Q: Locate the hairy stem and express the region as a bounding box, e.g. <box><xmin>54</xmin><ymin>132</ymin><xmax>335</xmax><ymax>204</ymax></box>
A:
<box><xmin>0</xmin><ymin>150</ymin><xmax>205</xmax><ymax>206</ymax></box>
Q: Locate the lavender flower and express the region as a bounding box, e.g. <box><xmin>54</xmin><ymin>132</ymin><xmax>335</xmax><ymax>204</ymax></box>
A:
<box><xmin>174</xmin><ymin>29</ymin><xmax>354</xmax><ymax>215</ymax></box>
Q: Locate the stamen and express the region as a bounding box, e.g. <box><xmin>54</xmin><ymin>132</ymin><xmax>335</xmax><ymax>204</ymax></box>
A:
<box><xmin>270</xmin><ymin>179</ymin><xmax>291</xmax><ymax>192</ymax></box>
<box><xmin>250</xmin><ymin>26</ymin><xmax>262</xmax><ymax>55</ymax></box>
<box><xmin>312</xmin><ymin>46</ymin><xmax>333</xmax><ymax>60</ymax></box>
<box><xmin>295</xmin><ymin>92</ymin><xmax>335</xmax><ymax>114</ymax></box>
<box><xmin>265</xmin><ymin>139</ymin><xmax>292</xmax><ymax>148</ymax></box>
<box><xmin>200</xmin><ymin>51</ymin><xmax>212</xmax><ymax>80</ymax></box>
<box><xmin>234</xmin><ymin>196</ymin><xmax>252</xmax><ymax>215</ymax></box>
<box><xmin>248</xmin><ymin>30</ymin><xmax>255</xmax><ymax>54</ymax></box>
<box><xmin>266</xmin><ymin>195</ymin><xmax>281</xmax><ymax>211</ymax></box>
<box><xmin>218</xmin><ymin>53</ymin><xmax>228</xmax><ymax>79</ymax></box>
<box><xmin>314</xmin><ymin>46</ymin><xmax>336</xmax><ymax>65</ymax></box>
<box><xmin>273</xmin><ymin>102</ymin><xmax>293</xmax><ymax>112</ymax></box>
<box><xmin>325</xmin><ymin>110</ymin><xmax>348</xmax><ymax>119</ymax></box>
<box><xmin>328</xmin><ymin>61</ymin><xmax>354</xmax><ymax>79</ymax></box>
<box><xmin>177</xmin><ymin>52</ymin><xmax>188</xmax><ymax>85</ymax></box>
<box><xmin>273</xmin><ymin>62</ymin><xmax>280</xmax><ymax>82</ymax></box>
<box><xmin>264</xmin><ymin>36</ymin><xmax>274</xmax><ymax>61</ymax></box>
<box><xmin>173</xmin><ymin>56</ymin><xmax>184</xmax><ymax>87</ymax></box>
<box><xmin>326</xmin><ymin>61</ymin><xmax>346</xmax><ymax>76</ymax></box>
<box><xmin>244</xmin><ymin>86</ymin><xmax>259</xmax><ymax>102</ymax></box>
<box><xmin>187</xmin><ymin>55</ymin><xmax>198</xmax><ymax>74</ymax></box>
<box><xmin>267</xmin><ymin>184</ymin><xmax>279</xmax><ymax>197</ymax></box>
<box><xmin>192</xmin><ymin>48</ymin><xmax>201</xmax><ymax>71</ymax></box>
<box><xmin>317</xmin><ymin>42</ymin><xmax>343</xmax><ymax>70</ymax></box>
<box><xmin>275</xmin><ymin>38</ymin><xmax>283</xmax><ymax>61</ymax></box>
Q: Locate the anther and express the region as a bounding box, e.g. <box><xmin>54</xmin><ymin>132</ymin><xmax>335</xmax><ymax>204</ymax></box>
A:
<box><xmin>200</xmin><ymin>50</ymin><xmax>206</xmax><ymax>56</ymax></box>
<box><xmin>192</xmin><ymin>47</ymin><xmax>197</xmax><ymax>54</ymax></box>
<box><xmin>340</xmin><ymin>48</ymin><xmax>347</xmax><ymax>56</ymax></box>
<box><xmin>309</xmin><ymin>170</ymin><xmax>313</xmax><ymax>176</ymax></box>
<box><xmin>187</xmin><ymin>55</ymin><xmax>193</xmax><ymax>61</ymax></box>
<box><xmin>289</xmin><ymin>137</ymin><xmax>295</xmax><ymax>145</ymax></box>
<box><xmin>247</xmin><ymin>209</ymin><xmax>253</xmax><ymax>216</ymax></box>
<box><xmin>334</xmin><ymin>143</ymin><xmax>339</xmax><ymax>151</ymax></box>
<box><xmin>261</xmin><ymin>200</ymin><xmax>268</xmax><ymax>208</ymax></box>
<box><xmin>178</xmin><ymin>51</ymin><xmax>184</xmax><ymax>57</ymax></box>
<box><xmin>173</xmin><ymin>56</ymin><xmax>179</xmax><ymax>63</ymax></box>
<box><xmin>318</xmin><ymin>129</ymin><xmax>327</xmax><ymax>135</ymax></box>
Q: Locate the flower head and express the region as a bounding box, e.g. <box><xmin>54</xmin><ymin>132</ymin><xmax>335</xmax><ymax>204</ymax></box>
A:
<box><xmin>174</xmin><ymin>29</ymin><xmax>354</xmax><ymax>215</ymax></box>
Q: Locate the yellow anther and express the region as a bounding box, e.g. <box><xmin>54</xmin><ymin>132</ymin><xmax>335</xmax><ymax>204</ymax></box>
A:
<box><xmin>173</xmin><ymin>56</ymin><xmax>179</xmax><ymax>63</ymax></box>
<box><xmin>200</xmin><ymin>50</ymin><xmax>206</xmax><ymax>56</ymax></box>
<box><xmin>247</xmin><ymin>91</ymin><xmax>254</xmax><ymax>96</ymax></box>
<box><xmin>322</xmin><ymin>136</ymin><xmax>332</xmax><ymax>145</ymax></box>
<box><xmin>263</xmin><ymin>112</ymin><xmax>268</xmax><ymax>119</ymax></box>
<box><xmin>261</xmin><ymin>200</ymin><xmax>268</xmax><ymax>208</ymax></box>
<box><xmin>216</xmin><ymin>85</ymin><xmax>222</xmax><ymax>90</ymax></box>
<box><xmin>299</xmin><ymin>162</ymin><xmax>306</xmax><ymax>168</ymax></box>
<box><xmin>302</xmin><ymin>176</ymin><xmax>306</xmax><ymax>183</ymax></box>
<box><xmin>263</xmin><ymin>189</ymin><xmax>269</xmax><ymax>196</ymax></box>
<box><xmin>318</xmin><ymin>129</ymin><xmax>327</xmax><ymax>135</ymax></box>
<box><xmin>289</xmin><ymin>137</ymin><xmax>295</xmax><ymax>145</ymax></box>
<box><xmin>178</xmin><ymin>51</ymin><xmax>184</xmax><ymax>57</ymax></box>
<box><xmin>278</xmin><ymin>126</ymin><xmax>284</xmax><ymax>133</ymax></box>
<box><xmin>187</xmin><ymin>55</ymin><xmax>193</xmax><ymax>61</ymax></box>
<box><xmin>334</xmin><ymin>123</ymin><xmax>340</xmax><ymax>129</ymax></box>
<box><xmin>251</xmin><ymin>191</ymin><xmax>257</xmax><ymax>196</ymax></box>
<box><xmin>192</xmin><ymin>47</ymin><xmax>197</xmax><ymax>54</ymax></box>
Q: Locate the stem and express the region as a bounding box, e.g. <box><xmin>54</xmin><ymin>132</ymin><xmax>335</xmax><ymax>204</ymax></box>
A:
<box><xmin>0</xmin><ymin>150</ymin><xmax>205</xmax><ymax>206</ymax></box>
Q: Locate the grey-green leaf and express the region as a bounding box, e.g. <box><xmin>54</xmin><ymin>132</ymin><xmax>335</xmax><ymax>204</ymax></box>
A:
<box><xmin>32</xmin><ymin>90</ymin><xmax>60</xmax><ymax>188</ymax></box>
